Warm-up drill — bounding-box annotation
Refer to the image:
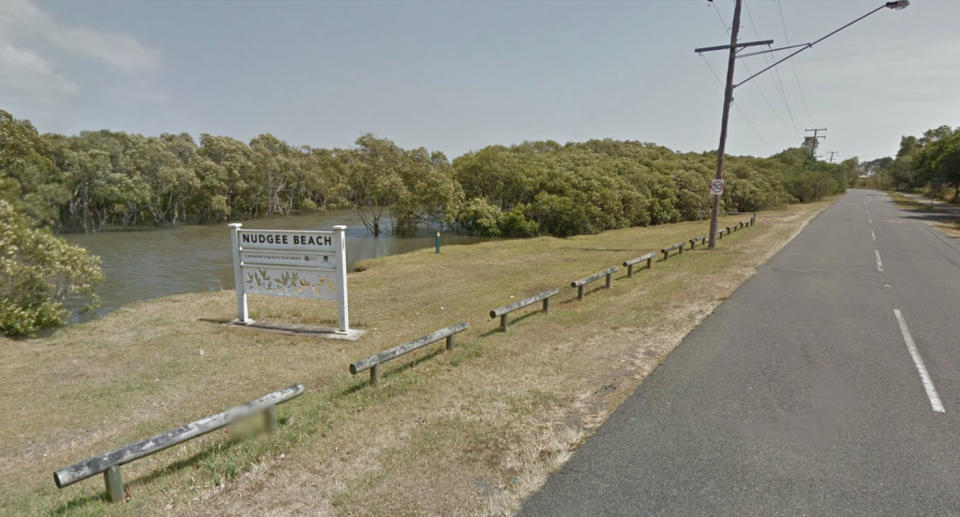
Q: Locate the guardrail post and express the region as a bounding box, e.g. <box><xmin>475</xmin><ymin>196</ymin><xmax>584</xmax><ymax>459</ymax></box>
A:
<box><xmin>679</xmin><ymin>244</ymin><xmax>684</xmax><ymax>254</ymax></box>
<box><xmin>627</xmin><ymin>264</ymin><xmax>634</xmax><ymax>277</ymax></box>
<box><xmin>647</xmin><ymin>256</ymin><xmax>653</xmax><ymax>269</ymax></box>
<box><xmin>446</xmin><ymin>333</ymin><xmax>456</xmax><ymax>350</ymax></box>
<box><xmin>662</xmin><ymin>250</ymin><xmax>669</xmax><ymax>260</ymax></box>
<box><xmin>543</xmin><ymin>297</ymin><xmax>550</xmax><ymax>313</ymax></box>
<box><xmin>500</xmin><ymin>314</ymin><xmax>508</xmax><ymax>332</ymax></box>
<box><xmin>264</xmin><ymin>405</ymin><xmax>278</xmax><ymax>433</ymax></box>
<box><xmin>577</xmin><ymin>285</ymin><xmax>584</xmax><ymax>300</ymax></box>
<box><xmin>104</xmin><ymin>465</ymin><xmax>123</xmax><ymax>503</ymax></box>
<box><xmin>605</xmin><ymin>272</ymin><xmax>612</xmax><ymax>288</ymax></box>
<box><xmin>370</xmin><ymin>364</ymin><xmax>381</xmax><ymax>384</ymax></box>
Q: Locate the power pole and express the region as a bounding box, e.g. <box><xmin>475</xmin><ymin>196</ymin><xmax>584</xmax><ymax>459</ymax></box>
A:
<box><xmin>827</xmin><ymin>151</ymin><xmax>838</xmax><ymax>163</ymax></box>
<box><xmin>695</xmin><ymin>1</ymin><xmax>908</xmax><ymax>249</ymax></box>
<box><xmin>706</xmin><ymin>0</ymin><xmax>743</xmax><ymax>249</ymax></box>
<box><xmin>804</xmin><ymin>128</ymin><xmax>827</xmax><ymax>159</ymax></box>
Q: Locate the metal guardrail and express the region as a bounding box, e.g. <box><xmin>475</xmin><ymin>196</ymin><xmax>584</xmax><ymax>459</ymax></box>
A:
<box><xmin>490</xmin><ymin>288</ymin><xmax>559</xmax><ymax>332</ymax></box>
<box><xmin>54</xmin><ymin>384</ymin><xmax>304</xmax><ymax>502</ymax></box>
<box><xmin>349</xmin><ymin>322</ymin><xmax>469</xmax><ymax>384</ymax></box>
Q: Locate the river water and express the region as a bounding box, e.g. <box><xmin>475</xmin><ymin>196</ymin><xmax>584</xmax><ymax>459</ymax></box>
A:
<box><xmin>64</xmin><ymin>210</ymin><xmax>494</xmax><ymax>321</ymax></box>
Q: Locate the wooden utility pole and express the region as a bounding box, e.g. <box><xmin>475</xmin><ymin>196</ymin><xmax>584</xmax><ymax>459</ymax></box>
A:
<box><xmin>707</xmin><ymin>0</ymin><xmax>743</xmax><ymax>249</ymax></box>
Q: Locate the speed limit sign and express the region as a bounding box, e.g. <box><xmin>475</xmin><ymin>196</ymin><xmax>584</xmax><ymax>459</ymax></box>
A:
<box><xmin>710</xmin><ymin>179</ymin><xmax>725</xmax><ymax>196</ymax></box>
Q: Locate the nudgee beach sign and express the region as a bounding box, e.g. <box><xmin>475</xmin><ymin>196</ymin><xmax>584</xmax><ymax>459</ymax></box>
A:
<box><xmin>228</xmin><ymin>223</ymin><xmax>351</xmax><ymax>334</ymax></box>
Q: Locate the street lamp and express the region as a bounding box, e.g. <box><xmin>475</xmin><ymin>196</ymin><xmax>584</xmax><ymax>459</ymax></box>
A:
<box><xmin>697</xmin><ymin>0</ymin><xmax>909</xmax><ymax>249</ymax></box>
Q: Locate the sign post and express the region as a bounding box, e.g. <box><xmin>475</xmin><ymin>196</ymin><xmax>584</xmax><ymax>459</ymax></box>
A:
<box><xmin>229</xmin><ymin>223</ymin><xmax>351</xmax><ymax>334</ymax></box>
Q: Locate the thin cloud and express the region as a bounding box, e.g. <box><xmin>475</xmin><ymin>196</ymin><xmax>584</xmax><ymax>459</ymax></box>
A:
<box><xmin>0</xmin><ymin>0</ymin><xmax>160</xmax><ymax>71</ymax></box>
<box><xmin>0</xmin><ymin>42</ymin><xmax>78</xmax><ymax>98</ymax></box>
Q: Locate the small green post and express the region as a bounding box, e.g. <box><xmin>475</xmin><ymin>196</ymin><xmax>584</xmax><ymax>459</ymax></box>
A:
<box><xmin>435</xmin><ymin>232</ymin><xmax>440</xmax><ymax>253</ymax></box>
<box><xmin>264</xmin><ymin>405</ymin><xmax>278</xmax><ymax>433</ymax></box>
<box><xmin>104</xmin><ymin>465</ymin><xmax>124</xmax><ymax>503</ymax></box>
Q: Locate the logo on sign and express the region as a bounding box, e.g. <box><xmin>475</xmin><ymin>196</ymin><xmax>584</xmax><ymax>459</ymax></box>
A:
<box><xmin>710</xmin><ymin>179</ymin><xmax>725</xmax><ymax>196</ymax></box>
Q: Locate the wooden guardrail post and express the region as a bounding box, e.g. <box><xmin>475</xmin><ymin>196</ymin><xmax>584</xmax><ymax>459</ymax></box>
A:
<box><xmin>571</xmin><ymin>267</ymin><xmax>617</xmax><ymax>300</ymax></box>
<box><xmin>660</xmin><ymin>242</ymin><xmax>685</xmax><ymax>260</ymax></box>
<box><xmin>489</xmin><ymin>288</ymin><xmax>559</xmax><ymax>332</ymax></box>
<box><xmin>104</xmin><ymin>466</ymin><xmax>123</xmax><ymax>503</ymax></box>
<box><xmin>350</xmin><ymin>322</ymin><xmax>469</xmax><ymax>385</ymax></box>
<box><xmin>623</xmin><ymin>252</ymin><xmax>655</xmax><ymax>277</ymax></box>
<box><xmin>54</xmin><ymin>384</ymin><xmax>304</xmax><ymax>502</ymax></box>
<box><xmin>264</xmin><ymin>404</ymin><xmax>278</xmax><ymax>433</ymax></box>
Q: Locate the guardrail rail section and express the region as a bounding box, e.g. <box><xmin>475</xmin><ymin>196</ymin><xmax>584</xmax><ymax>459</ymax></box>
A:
<box><xmin>490</xmin><ymin>288</ymin><xmax>559</xmax><ymax>332</ymax></box>
<box><xmin>623</xmin><ymin>252</ymin><xmax>655</xmax><ymax>277</ymax></box>
<box><xmin>571</xmin><ymin>266</ymin><xmax>618</xmax><ymax>300</ymax></box>
<box><xmin>54</xmin><ymin>384</ymin><xmax>304</xmax><ymax>503</ymax></box>
<box><xmin>349</xmin><ymin>322</ymin><xmax>469</xmax><ymax>384</ymax></box>
<box><xmin>660</xmin><ymin>242</ymin><xmax>685</xmax><ymax>261</ymax></box>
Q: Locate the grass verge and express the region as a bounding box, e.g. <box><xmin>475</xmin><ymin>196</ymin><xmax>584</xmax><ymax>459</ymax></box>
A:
<box><xmin>889</xmin><ymin>192</ymin><xmax>960</xmax><ymax>238</ymax></box>
<box><xmin>0</xmin><ymin>200</ymin><xmax>832</xmax><ymax>516</ymax></box>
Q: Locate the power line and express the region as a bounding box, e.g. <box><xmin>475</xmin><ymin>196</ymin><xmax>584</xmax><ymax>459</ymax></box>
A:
<box><xmin>711</xmin><ymin>0</ymin><xmax>730</xmax><ymax>32</ymax></box>
<box><xmin>700</xmin><ymin>53</ymin><xmax>724</xmax><ymax>86</ymax></box>
<box><xmin>732</xmin><ymin>100</ymin><xmax>778</xmax><ymax>153</ymax></box>
<box><xmin>744</xmin><ymin>0</ymin><xmax>802</xmax><ymax>138</ymax></box>
<box><xmin>776</xmin><ymin>0</ymin><xmax>815</xmax><ymax>120</ymax></box>
<box><xmin>710</xmin><ymin>0</ymin><xmax>799</xmax><ymax>139</ymax></box>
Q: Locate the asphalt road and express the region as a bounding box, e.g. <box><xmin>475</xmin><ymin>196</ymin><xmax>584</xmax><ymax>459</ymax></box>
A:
<box><xmin>520</xmin><ymin>190</ymin><xmax>960</xmax><ymax>516</ymax></box>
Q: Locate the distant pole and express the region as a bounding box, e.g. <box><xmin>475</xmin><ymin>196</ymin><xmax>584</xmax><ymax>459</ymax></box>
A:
<box><xmin>436</xmin><ymin>232</ymin><xmax>440</xmax><ymax>253</ymax></box>
<box><xmin>708</xmin><ymin>0</ymin><xmax>743</xmax><ymax>249</ymax></box>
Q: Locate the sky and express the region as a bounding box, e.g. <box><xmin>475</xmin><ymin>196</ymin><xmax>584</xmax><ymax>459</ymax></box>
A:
<box><xmin>1</xmin><ymin>0</ymin><xmax>958</xmax><ymax>162</ymax></box>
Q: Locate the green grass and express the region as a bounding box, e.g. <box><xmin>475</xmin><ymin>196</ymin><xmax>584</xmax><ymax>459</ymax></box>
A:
<box><xmin>0</xmin><ymin>201</ymin><xmax>831</xmax><ymax>516</ymax></box>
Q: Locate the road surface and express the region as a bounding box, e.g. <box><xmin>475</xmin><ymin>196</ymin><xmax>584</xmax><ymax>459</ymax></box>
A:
<box><xmin>520</xmin><ymin>190</ymin><xmax>960</xmax><ymax>516</ymax></box>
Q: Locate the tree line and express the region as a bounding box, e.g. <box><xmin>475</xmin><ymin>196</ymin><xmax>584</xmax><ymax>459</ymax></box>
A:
<box><xmin>860</xmin><ymin>124</ymin><xmax>960</xmax><ymax>201</ymax></box>
<box><xmin>1</xmin><ymin>109</ymin><xmax>856</xmax><ymax>239</ymax></box>
<box><xmin>1</xmin><ymin>108</ymin><xmax>858</xmax><ymax>336</ymax></box>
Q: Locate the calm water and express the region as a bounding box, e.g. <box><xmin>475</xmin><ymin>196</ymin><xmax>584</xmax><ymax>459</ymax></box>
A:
<box><xmin>65</xmin><ymin>210</ymin><xmax>494</xmax><ymax>321</ymax></box>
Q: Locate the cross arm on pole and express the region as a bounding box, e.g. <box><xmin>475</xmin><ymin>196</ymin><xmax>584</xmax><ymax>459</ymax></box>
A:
<box><xmin>695</xmin><ymin>39</ymin><xmax>773</xmax><ymax>54</ymax></box>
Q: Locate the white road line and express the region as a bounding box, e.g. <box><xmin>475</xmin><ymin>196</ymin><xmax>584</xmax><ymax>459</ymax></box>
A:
<box><xmin>892</xmin><ymin>309</ymin><xmax>946</xmax><ymax>413</ymax></box>
<box><xmin>871</xmin><ymin>229</ymin><xmax>876</xmax><ymax>241</ymax></box>
<box><xmin>868</xmin><ymin>217</ymin><xmax>873</xmax><ymax>224</ymax></box>
<box><xmin>875</xmin><ymin>250</ymin><xmax>884</xmax><ymax>272</ymax></box>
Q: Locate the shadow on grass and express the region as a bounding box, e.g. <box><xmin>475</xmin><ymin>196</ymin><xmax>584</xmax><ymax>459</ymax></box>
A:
<box><xmin>197</xmin><ymin>317</ymin><xmax>232</xmax><ymax>325</ymax></box>
<box><xmin>555</xmin><ymin>286</ymin><xmax>609</xmax><ymax>306</ymax></box>
<box><xmin>478</xmin><ymin>309</ymin><xmax>547</xmax><ymax>337</ymax></box>
<box><xmin>571</xmin><ymin>247</ymin><xmax>643</xmax><ymax>253</ymax></box>
<box><xmin>48</xmin><ymin>492</ymin><xmax>107</xmax><ymax>516</ymax></box>
<box><xmin>339</xmin><ymin>345</ymin><xmax>448</xmax><ymax>395</ymax></box>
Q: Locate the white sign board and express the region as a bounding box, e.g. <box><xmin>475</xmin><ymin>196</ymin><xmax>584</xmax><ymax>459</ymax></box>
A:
<box><xmin>229</xmin><ymin>224</ymin><xmax>350</xmax><ymax>333</ymax></box>
<box><xmin>710</xmin><ymin>179</ymin><xmax>725</xmax><ymax>196</ymax></box>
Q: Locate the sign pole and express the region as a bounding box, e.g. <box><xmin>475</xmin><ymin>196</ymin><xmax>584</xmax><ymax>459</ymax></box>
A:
<box><xmin>228</xmin><ymin>223</ymin><xmax>250</xmax><ymax>323</ymax></box>
<box><xmin>333</xmin><ymin>225</ymin><xmax>350</xmax><ymax>333</ymax></box>
<box><xmin>707</xmin><ymin>0</ymin><xmax>743</xmax><ymax>249</ymax></box>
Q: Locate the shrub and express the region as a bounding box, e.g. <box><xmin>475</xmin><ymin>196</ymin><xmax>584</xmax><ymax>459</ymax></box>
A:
<box><xmin>0</xmin><ymin>200</ymin><xmax>104</xmax><ymax>336</ymax></box>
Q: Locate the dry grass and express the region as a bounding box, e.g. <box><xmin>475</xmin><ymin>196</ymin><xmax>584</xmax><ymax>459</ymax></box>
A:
<box><xmin>889</xmin><ymin>192</ymin><xmax>960</xmax><ymax>239</ymax></box>
<box><xmin>0</xmin><ymin>200</ymin><xmax>831</xmax><ymax>516</ymax></box>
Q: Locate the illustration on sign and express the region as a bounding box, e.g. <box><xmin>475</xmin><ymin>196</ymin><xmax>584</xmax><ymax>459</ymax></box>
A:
<box><xmin>229</xmin><ymin>224</ymin><xmax>350</xmax><ymax>333</ymax></box>
<box><xmin>243</xmin><ymin>267</ymin><xmax>336</xmax><ymax>299</ymax></box>
<box><xmin>710</xmin><ymin>179</ymin><xmax>725</xmax><ymax>195</ymax></box>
